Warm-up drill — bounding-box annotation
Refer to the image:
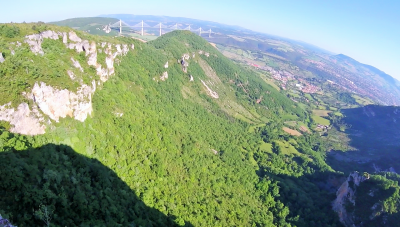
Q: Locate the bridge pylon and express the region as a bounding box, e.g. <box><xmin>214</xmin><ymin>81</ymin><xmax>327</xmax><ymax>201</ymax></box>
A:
<box><xmin>119</xmin><ymin>19</ymin><xmax>122</xmax><ymax>35</ymax></box>
<box><xmin>141</xmin><ymin>20</ymin><xmax>144</xmax><ymax>36</ymax></box>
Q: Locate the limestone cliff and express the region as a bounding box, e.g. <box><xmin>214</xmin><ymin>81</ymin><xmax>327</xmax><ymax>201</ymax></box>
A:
<box><xmin>332</xmin><ymin>171</ymin><xmax>369</xmax><ymax>226</ymax></box>
<box><xmin>0</xmin><ymin>52</ymin><xmax>4</xmax><ymax>63</ymax></box>
<box><xmin>30</xmin><ymin>81</ymin><xmax>96</xmax><ymax>122</ymax></box>
<box><xmin>0</xmin><ymin>30</ymin><xmax>133</xmax><ymax>135</ymax></box>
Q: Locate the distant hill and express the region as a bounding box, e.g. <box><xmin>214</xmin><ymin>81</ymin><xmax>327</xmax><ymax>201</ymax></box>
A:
<box><xmin>50</xmin><ymin>16</ymin><xmax>400</xmax><ymax>106</ymax></box>
<box><xmin>50</xmin><ymin>17</ymin><xmax>119</xmax><ymax>36</ymax></box>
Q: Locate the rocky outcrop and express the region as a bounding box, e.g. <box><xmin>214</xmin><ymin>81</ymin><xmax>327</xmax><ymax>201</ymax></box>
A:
<box><xmin>68</xmin><ymin>31</ymin><xmax>82</xmax><ymax>42</ymax></box>
<box><xmin>0</xmin><ymin>79</ymin><xmax>97</xmax><ymax>135</ymax></box>
<box><xmin>180</xmin><ymin>59</ymin><xmax>189</xmax><ymax>73</ymax></box>
<box><xmin>201</xmin><ymin>80</ymin><xmax>219</xmax><ymax>98</ymax></box>
<box><xmin>160</xmin><ymin>72</ymin><xmax>168</xmax><ymax>81</ymax></box>
<box><xmin>198</xmin><ymin>50</ymin><xmax>210</xmax><ymax>57</ymax></box>
<box><xmin>25</xmin><ymin>30</ymin><xmax>60</xmax><ymax>55</ymax></box>
<box><xmin>30</xmin><ymin>81</ymin><xmax>96</xmax><ymax>122</ymax></box>
<box><xmin>24</xmin><ymin>30</ymin><xmax>92</xmax><ymax>56</ymax></box>
<box><xmin>0</xmin><ymin>53</ymin><xmax>4</xmax><ymax>63</ymax></box>
<box><xmin>67</xmin><ymin>70</ymin><xmax>76</xmax><ymax>80</ymax></box>
<box><xmin>41</xmin><ymin>30</ymin><xmax>59</xmax><ymax>40</ymax></box>
<box><xmin>164</xmin><ymin>61</ymin><xmax>168</xmax><ymax>68</ymax></box>
<box><xmin>87</xmin><ymin>41</ymin><xmax>97</xmax><ymax>66</ymax></box>
<box><xmin>0</xmin><ymin>102</ymin><xmax>46</xmax><ymax>135</ymax></box>
<box><xmin>87</xmin><ymin>42</ymin><xmax>130</xmax><ymax>82</ymax></box>
<box><xmin>2</xmin><ymin>30</ymin><xmax>133</xmax><ymax>135</ymax></box>
<box><xmin>62</xmin><ymin>32</ymin><xmax>67</xmax><ymax>44</ymax></box>
<box><xmin>332</xmin><ymin>171</ymin><xmax>369</xmax><ymax>226</ymax></box>
<box><xmin>71</xmin><ymin>57</ymin><xmax>83</xmax><ymax>72</ymax></box>
<box><xmin>189</xmin><ymin>74</ymin><xmax>194</xmax><ymax>82</ymax></box>
<box><xmin>122</xmin><ymin>44</ymin><xmax>129</xmax><ymax>55</ymax></box>
<box><xmin>182</xmin><ymin>53</ymin><xmax>190</xmax><ymax>60</ymax></box>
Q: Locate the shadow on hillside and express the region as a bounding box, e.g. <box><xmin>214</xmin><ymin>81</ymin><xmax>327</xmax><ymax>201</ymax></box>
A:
<box><xmin>258</xmin><ymin>169</ymin><xmax>344</xmax><ymax>226</ymax></box>
<box><xmin>0</xmin><ymin>143</ymin><xmax>192</xmax><ymax>227</ymax></box>
<box><xmin>326</xmin><ymin>105</ymin><xmax>400</xmax><ymax>174</ymax></box>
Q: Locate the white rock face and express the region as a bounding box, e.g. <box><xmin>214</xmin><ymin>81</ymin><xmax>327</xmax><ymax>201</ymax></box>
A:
<box><xmin>116</xmin><ymin>44</ymin><xmax>122</xmax><ymax>55</ymax></box>
<box><xmin>105</xmin><ymin>55</ymin><xmax>114</xmax><ymax>75</ymax></box>
<box><xmin>62</xmin><ymin>32</ymin><xmax>67</xmax><ymax>44</ymax></box>
<box><xmin>68</xmin><ymin>31</ymin><xmax>82</xmax><ymax>42</ymax></box>
<box><xmin>67</xmin><ymin>70</ymin><xmax>76</xmax><ymax>80</ymax></box>
<box><xmin>30</xmin><ymin>81</ymin><xmax>96</xmax><ymax>122</ymax></box>
<box><xmin>332</xmin><ymin>171</ymin><xmax>369</xmax><ymax>226</ymax></box>
<box><xmin>3</xmin><ymin>30</ymin><xmax>133</xmax><ymax>135</ymax></box>
<box><xmin>201</xmin><ymin>80</ymin><xmax>219</xmax><ymax>98</ymax></box>
<box><xmin>160</xmin><ymin>71</ymin><xmax>168</xmax><ymax>81</ymax></box>
<box><xmin>189</xmin><ymin>75</ymin><xmax>194</xmax><ymax>82</ymax></box>
<box><xmin>71</xmin><ymin>57</ymin><xmax>83</xmax><ymax>72</ymax></box>
<box><xmin>25</xmin><ymin>34</ymin><xmax>43</xmax><ymax>55</ymax></box>
<box><xmin>0</xmin><ymin>53</ymin><xmax>4</xmax><ymax>63</ymax></box>
<box><xmin>182</xmin><ymin>53</ymin><xmax>190</xmax><ymax>60</ymax></box>
<box><xmin>122</xmin><ymin>44</ymin><xmax>129</xmax><ymax>55</ymax></box>
<box><xmin>164</xmin><ymin>61</ymin><xmax>169</xmax><ymax>68</ymax></box>
<box><xmin>24</xmin><ymin>30</ymin><xmax>60</xmax><ymax>55</ymax></box>
<box><xmin>0</xmin><ymin>102</ymin><xmax>46</xmax><ymax>135</ymax></box>
<box><xmin>66</xmin><ymin>32</ymin><xmax>90</xmax><ymax>54</ymax></box>
<box><xmin>87</xmin><ymin>42</ymin><xmax>97</xmax><ymax>66</ymax></box>
<box><xmin>41</xmin><ymin>30</ymin><xmax>59</xmax><ymax>40</ymax></box>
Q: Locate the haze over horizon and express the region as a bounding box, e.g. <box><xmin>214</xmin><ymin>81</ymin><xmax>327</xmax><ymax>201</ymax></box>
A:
<box><xmin>2</xmin><ymin>0</ymin><xmax>399</xmax><ymax>80</ymax></box>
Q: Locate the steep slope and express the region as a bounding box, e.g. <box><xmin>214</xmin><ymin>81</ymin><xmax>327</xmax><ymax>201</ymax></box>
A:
<box><xmin>0</xmin><ymin>23</ymin><xmax>133</xmax><ymax>134</ymax></box>
<box><xmin>0</xmin><ymin>24</ymin><xmax>345</xmax><ymax>226</ymax></box>
<box><xmin>333</xmin><ymin>171</ymin><xmax>400</xmax><ymax>227</ymax></box>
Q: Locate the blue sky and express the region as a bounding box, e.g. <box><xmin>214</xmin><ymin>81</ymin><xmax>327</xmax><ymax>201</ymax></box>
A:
<box><xmin>2</xmin><ymin>0</ymin><xmax>399</xmax><ymax>79</ymax></box>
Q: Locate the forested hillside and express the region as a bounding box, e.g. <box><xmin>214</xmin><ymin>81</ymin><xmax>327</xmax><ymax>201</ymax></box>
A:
<box><xmin>1</xmin><ymin>23</ymin><xmax>400</xmax><ymax>227</ymax></box>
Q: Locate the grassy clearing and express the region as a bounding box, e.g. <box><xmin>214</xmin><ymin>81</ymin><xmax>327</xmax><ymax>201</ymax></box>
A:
<box><xmin>260</xmin><ymin>141</ymin><xmax>272</xmax><ymax>153</ymax></box>
<box><xmin>248</xmin><ymin>123</ymin><xmax>266</xmax><ymax>133</ymax></box>
<box><xmin>312</xmin><ymin>115</ymin><xmax>330</xmax><ymax>125</ymax></box>
<box><xmin>353</xmin><ymin>94</ymin><xmax>374</xmax><ymax>105</ymax></box>
<box><xmin>312</xmin><ymin>109</ymin><xmax>332</xmax><ymax>117</ymax></box>
<box><xmin>276</xmin><ymin>140</ymin><xmax>301</xmax><ymax>155</ymax></box>
<box><xmin>234</xmin><ymin>113</ymin><xmax>254</xmax><ymax>123</ymax></box>
<box><xmin>284</xmin><ymin>121</ymin><xmax>297</xmax><ymax>127</ymax></box>
<box><xmin>281</xmin><ymin>114</ymin><xmax>298</xmax><ymax>121</ymax></box>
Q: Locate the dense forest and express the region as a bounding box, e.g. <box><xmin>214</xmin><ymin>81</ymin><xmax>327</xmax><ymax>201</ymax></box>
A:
<box><xmin>1</xmin><ymin>24</ymin><xmax>400</xmax><ymax>227</ymax></box>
